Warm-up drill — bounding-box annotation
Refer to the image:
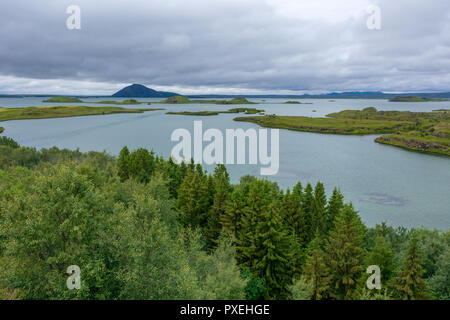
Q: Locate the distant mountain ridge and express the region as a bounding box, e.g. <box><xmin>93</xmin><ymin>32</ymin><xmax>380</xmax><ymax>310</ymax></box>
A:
<box><xmin>111</xmin><ymin>84</ymin><xmax>179</xmax><ymax>98</ymax></box>
<box><xmin>188</xmin><ymin>91</ymin><xmax>450</xmax><ymax>99</ymax></box>
<box><xmin>1</xmin><ymin>87</ymin><xmax>449</xmax><ymax>99</ymax></box>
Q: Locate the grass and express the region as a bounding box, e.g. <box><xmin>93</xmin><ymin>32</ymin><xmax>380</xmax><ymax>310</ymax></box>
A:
<box><xmin>0</xmin><ymin>106</ymin><xmax>163</xmax><ymax>128</ymax></box>
<box><xmin>166</xmin><ymin>107</ymin><xmax>265</xmax><ymax>116</ymax></box>
<box><xmin>0</xmin><ymin>127</ymin><xmax>3</xmax><ymax>134</ymax></box>
<box><xmin>234</xmin><ymin>107</ymin><xmax>450</xmax><ymax>156</ymax></box>
<box><xmin>389</xmin><ymin>96</ymin><xmax>448</xmax><ymax>102</ymax></box>
<box><xmin>234</xmin><ymin>115</ymin><xmax>411</xmax><ymax>135</ymax></box>
<box><xmin>160</xmin><ymin>96</ymin><xmax>256</xmax><ymax>104</ymax></box>
<box><xmin>433</xmin><ymin>109</ymin><xmax>450</xmax><ymax>112</ymax></box>
<box><xmin>375</xmin><ymin>132</ymin><xmax>450</xmax><ymax>156</ymax></box>
<box><xmin>43</xmin><ymin>96</ymin><xmax>83</xmax><ymax>103</ymax></box>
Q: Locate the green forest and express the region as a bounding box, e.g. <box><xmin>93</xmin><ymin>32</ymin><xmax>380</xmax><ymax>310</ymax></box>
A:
<box><xmin>0</xmin><ymin>136</ymin><xmax>448</xmax><ymax>300</ymax></box>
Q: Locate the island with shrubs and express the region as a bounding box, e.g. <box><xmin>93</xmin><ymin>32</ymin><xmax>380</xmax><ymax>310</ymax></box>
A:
<box><xmin>389</xmin><ymin>96</ymin><xmax>448</xmax><ymax>102</ymax></box>
<box><xmin>0</xmin><ymin>105</ymin><xmax>163</xmax><ymax>133</ymax></box>
<box><xmin>166</xmin><ymin>107</ymin><xmax>265</xmax><ymax>116</ymax></box>
<box><xmin>234</xmin><ymin>107</ymin><xmax>450</xmax><ymax>156</ymax></box>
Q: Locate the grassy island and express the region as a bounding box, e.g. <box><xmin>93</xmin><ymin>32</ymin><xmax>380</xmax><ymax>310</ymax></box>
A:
<box><xmin>389</xmin><ymin>96</ymin><xmax>448</xmax><ymax>102</ymax></box>
<box><xmin>284</xmin><ymin>101</ymin><xmax>313</xmax><ymax>104</ymax></box>
<box><xmin>0</xmin><ymin>106</ymin><xmax>163</xmax><ymax>131</ymax></box>
<box><xmin>0</xmin><ymin>127</ymin><xmax>4</xmax><ymax>134</ymax></box>
<box><xmin>43</xmin><ymin>96</ymin><xmax>83</xmax><ymax>103</ymax></box>
<box><xmin>160</xmin><ymin>96</ymin><xmax>256</xmax><ymax>105</ymax></box>
<box><xmin>166</xmin><ymin>107</ymin><xmax>265</xmax><ymax>116</ymax></box>
<box><xmin>234</xmin><ymin>107</ymin><xmax>450</xmax><ymax>156</ymax></box>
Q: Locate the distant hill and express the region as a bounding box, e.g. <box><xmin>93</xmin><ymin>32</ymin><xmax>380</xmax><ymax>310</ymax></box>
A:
<box><xmin>188</xmin><ymin>91</ymin><xmax>450</xmax><ymax>99</ymax></box>
<box><xmin>112</xmin><ymin>84</ymin><xmax>179</xmax><ymax>98</ymax></box>
<box><xmin>389</xmin><ymin>96</ymin><xmax>448</xmax><ymax>102</ymax></box>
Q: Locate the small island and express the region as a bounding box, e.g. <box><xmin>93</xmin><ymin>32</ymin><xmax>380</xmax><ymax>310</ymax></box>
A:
<box><xmin>160</xmin><ymin>96</ymin><xmax>256</xmax><ymax>105</ymax></box>
<box><xmin>284</xmin><ymin>101</ymin><xmax>313</xmax><ymax>104</ymax></box>
<box><xmin>0</xmin><ymin>105</ymin><xmax>163</xmax><ymax>132</ymax></box>
<box><xmin>43</xmin><ymin>96</ymin><xmax>83</xmax><ymax>103</ymax></box>
<box><xmin>389</xmin><ymin>96</ymin><xmax>448</xmax><ymax>102</ymax></box>
<box><xmin>0</xmin><ymin>126</ymin><xmax>4</xmax><ymax>134</ymax></box>
<box><xmin>234</xmin><ymin>107</ymin><xmax>450</xmax><ymax>156</ymax></box>
<box><xmin>167</xmin><ymin>107</ymin><xmax>265</xmax><ymax>116</ymax></box>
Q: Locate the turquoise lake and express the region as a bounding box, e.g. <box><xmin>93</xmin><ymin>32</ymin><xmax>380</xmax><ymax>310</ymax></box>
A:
<box><xmin>1</xmin><ymin>97</ymin><xmax>449</xmax><ymax>229</ymax></box>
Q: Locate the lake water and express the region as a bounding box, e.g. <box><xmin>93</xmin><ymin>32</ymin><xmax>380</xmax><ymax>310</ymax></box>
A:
<box><xmin>1</xmin><ymin>97</ymin><xmax>449</xmax><ymax>229</ymax></box>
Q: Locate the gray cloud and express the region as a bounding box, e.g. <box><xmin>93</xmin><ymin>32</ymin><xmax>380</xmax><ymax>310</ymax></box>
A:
<box><xmin>0</xmin><ymin>0</ymin><xmax>449</xmax><ymax>94</ymax></box>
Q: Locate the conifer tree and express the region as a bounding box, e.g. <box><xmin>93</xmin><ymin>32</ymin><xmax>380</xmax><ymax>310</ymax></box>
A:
<box><xmin>176</xmin><ymin>167</ymin><xmax>212</xmax><ymax>229</ymax></box>
<box><xmin>326</xmin><ymin>188</ymin><xmax>344</xmax><ymax>233</ymax></box>
<box><xmin>236</xmin><ymin>179</ymin><xmax>274</xmax><ymax>267</ymax></box>
<box><xmin>366</xmin><ymin>235</ymin><xmax>396</xmax><ymax>284</ymax></box>
<box><xmin>117</xmin><ymin>146</ymin><xmax>130</xmax><ymax>182</ymax></box>
<box><xmin>324</xmin><ymin>204</ymin><xmax>366</xmax><ymax>300</ymax></box>
<box><xmin>129</xmin><ymin>148</ymin><xmax>155</xmax><ymax>183</ymax></box>
<box><xmin>312</xmin><ymin>182</ymin><xmax>327</xmax><ymax>236</ymax></box>
<box><xmin>301</xmin><ymin>183</ymin><xmax>314</xmax><ymax>243</ymax></box>
<box><xmin>205</xmin><ymin>165</ymin><xmax>231</xmax><ymax>249</ymax></box>
<box><xmin>302</xmin><ymin>235</ymin><xmax>331</xmax><ymax>300</ymax></box>
<box><xmin>253</xmin><ymin>203</ymin><xmax>292</xmax><ymax>299</ymax></box>
<box><xmin>164</xmin><ymin>157</ymin><xmax>181</xmax><ymax>198</ymax></box>
<box><xmin>222</xmin><ymin>188</ymin><xmax>246</xmax><ymax>240</ymax></box>
<box><xmin>393</xmin><ymin>236</ymin><xmax>431</xmax><ymax>300</ymax></box>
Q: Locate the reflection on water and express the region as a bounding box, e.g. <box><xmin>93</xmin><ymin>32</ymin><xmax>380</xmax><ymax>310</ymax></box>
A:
<box><xmin>361</xmin><ymin>193</ymin><xmax>409</xmax><ymax>207</ymax></box>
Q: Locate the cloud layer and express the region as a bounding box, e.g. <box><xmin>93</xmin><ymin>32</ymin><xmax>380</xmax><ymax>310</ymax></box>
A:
<box><xmin>0</xmin><ymin>0</ymin><xmax>449</xmax><ymax>94</ymax></box>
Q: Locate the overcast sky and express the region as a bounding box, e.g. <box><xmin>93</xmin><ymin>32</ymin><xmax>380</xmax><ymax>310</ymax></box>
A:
<box><xmin>0</xmin><ymin>0</ymin><xmax>449</xmax><ymax>95</ymax></box>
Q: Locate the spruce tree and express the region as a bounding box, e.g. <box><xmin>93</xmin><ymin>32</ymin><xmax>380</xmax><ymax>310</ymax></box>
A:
<box><xmin>222</xmin><ymin>188</ymin><xmax>246</xmax><ymax>240</ymax></box>
<box><xmin>366</xmin><ymin>235</ymin><xmax>396</xmax><ymax>284</ymax></box>
<box><xmin>301</xmin><ymin>183</ymin><xmax>314</xmax><ymax>243</ymax></box>
<box><xmin>393</xmin><ymin>236</ymin><xmax>431</xmax><ymax>300</ymax></box>
<box><xmin>205</xmin><ymin>165</ymin><xmax>231</xmax><ymax>249</ymax></box>
<box><xmin>302</xmin><ymin>235</ymin><xmax>331</xmax><ymax>300</ymax></box>
<box><xmin>253</xmin><ymin>203</ymin><xmax>292</xmax><ymax>299</ymax></box>
<box><xmin>117</xmin><ymin>146</ymin><xmax>130</xmax><ymax>182</ymax></box>
<box><xmin>312</xmin><ymin>182</ymin><xmax>327</xmax><ymax>236</ymax></box>
<box><xmin>324</xmin><ymin>204</ymin><xmax>366</xmax><ymax>300</ymax></box>
<box><xmin>176</xmin><ymin>167</ymin><xmax>212</xmax><ymax>230</ymax></box>
<box><xmin>325</xmin><ymin>188</ymin><xmax>344</xmax><ymax>233</ymax></box>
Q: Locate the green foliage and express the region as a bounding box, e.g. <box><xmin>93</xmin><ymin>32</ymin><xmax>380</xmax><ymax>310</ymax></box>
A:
<box><xmin>0</xmin><ymin>142</ymin><xmax>446</xmax><ymax>300</ymax></box>
<box><xmin>302</xmin><ymin>236</ymin><xmax>330</xmax><ymax>300</ymax></box>
<box><xmin>427</xmin><ymin>246</ymin><xmax>450</xmax><ymax>300</ymax></box>
<box><xmin>176</xmin><ymin>165</ymin><xmax>213</xmax><ymax>230</ymax></box>
<box><xmin>117</xmin><ymin>146</ymin><xmax>130</xmax><ymax>182</ymax></box>
<box><xmin>323</xmin><ymin>205</ymin><xmax>366</xmax><ymax>300</ymax></box>
<box><xmin>205</xmin><ymin>165</ymin><xmax>231</xmax><ymax>249</ymax></box>
<box><xmin>0</xmin><ymin>136</ymin><xmax>20</xmax><ymax>149</ymax></box>
<box><xmin>366</xmin><ymin>235</ymin><xmax>396</xmax><ymax>284</ymax></box>
<box><xmin>326</xmin><ymin>188</ymin><xmax>344</xmax><ymax>233</ymax></box>
<box><xmin>128</xmin><ymin>148</ymin><xmax>155</xmax><ymax>183</ymax></box>
<box><xmin>241</xmin><ymin>268</ymin><xmax>266</xmax><ymax>300</ymax></box>
<box><xmin>43</xmin><ymin>96</ymin><xmax>83</xmax><ymax>103</ymax></box>
<box><xmin>393</xmin><ymin>237</ymin><xmax>431</xmax><ymax>300</ymax></box>
<box><xmin>289</xmin><ymin>277</ymin><xmax>313</xmax><ymax>300</ymax></box>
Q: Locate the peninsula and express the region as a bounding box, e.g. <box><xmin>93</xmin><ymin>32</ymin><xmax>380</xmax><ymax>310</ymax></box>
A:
<box><xmin>234</xmin><ymin>107</ymin><xmax>450</xmax><ymax>156</ymax></box>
